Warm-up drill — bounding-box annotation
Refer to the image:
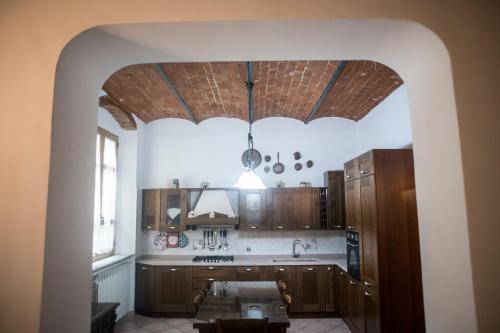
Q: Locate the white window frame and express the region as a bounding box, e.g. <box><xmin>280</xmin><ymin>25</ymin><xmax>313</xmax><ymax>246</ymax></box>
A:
<box><xmin>93</xmin><ymin>127</ymin><xmax>118</xmax><ymax>261</ymax></box>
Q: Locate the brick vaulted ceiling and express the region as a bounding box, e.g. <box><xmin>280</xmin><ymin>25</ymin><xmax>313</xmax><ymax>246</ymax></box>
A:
<box><xmin>100</xmin><ymin>61</ymin><xmax>403</xmax><ymax>130</ymax></box>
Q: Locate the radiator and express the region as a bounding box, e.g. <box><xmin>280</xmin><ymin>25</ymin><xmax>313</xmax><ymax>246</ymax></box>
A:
<box><xmin>93</xmin><ymin>259</ymin><xmax>133</xmax><ymax>320</ymax></box>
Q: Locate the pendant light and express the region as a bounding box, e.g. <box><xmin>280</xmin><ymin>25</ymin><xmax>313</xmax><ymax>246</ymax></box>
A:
<box><xmin>234</xmin><ymin>62</ymin><xmax>267</xmax><ymax>190</ymax></box>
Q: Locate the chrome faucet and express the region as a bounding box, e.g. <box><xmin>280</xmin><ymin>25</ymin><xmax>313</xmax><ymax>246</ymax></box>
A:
<box><xmin>292</xmin><ymin>239</ymin><xmax>306</xmax><ymax>258</ymax></box>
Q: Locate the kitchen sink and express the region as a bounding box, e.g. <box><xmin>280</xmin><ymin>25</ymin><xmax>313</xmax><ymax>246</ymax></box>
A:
<box><xmin>272</xmin><ymin>258</ymin><xmax>318</xmax><ymax>262</ymax></box>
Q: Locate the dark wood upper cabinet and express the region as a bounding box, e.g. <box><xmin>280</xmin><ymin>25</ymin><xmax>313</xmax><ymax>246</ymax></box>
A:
<box><xmin>239</xmin><ymin>189</ymin><xmax>267</xmax><ymax>231</ymax></box>
<box><xmin>324</xmin><ymin>171</ymin><xmax>346</xmax><ymax>229</ymax></box>
<box><xmin>295</xmin><ymin>266</ymin><xmax>326</xmax><ymax>312</ymax></box>
<box><xmin>142</xmin><ymin>189</ymin><xmax>160</xmax><ymax>230</ymax></box>
<box><xmin>266</xmin><ymin>188</ymin><xmax>290</xmax><ymax>230</ymax></box>
<box><xmin>135</xmin><ymin>264</ymin><xmax>155</xmax><ymax>312</ymax></box>
<box><xmin>345</xmin><ymin>180</ymin><xmax>361</xmax><ymax>232</ymax></box>
<box><xmin>235</xmin><ymin>266</ymin><xmax>265</xmax><ymax>281</ymax></box>
<box><xmin>344</xmin><ymin>158</ymin><xmax>359</xmax><ymax>181</ymax></box>
<box><xmin>159</xmin><ymin>189</ymin><xmax>187</xmax><ymax>232</ymax></box>
<box><xmin>289</xmin><ymin>188</ymin><xmax>320</xmax><ymax>230</ymax></box>
<box><xmin>345</xmin><ymin>149</ymin><xmax>425</xmax><ymax>333</ymax></box>
<box><xmin>154</xmin><ymin>266</ymin><xmax>193</xmax><ymax>313</ymax></box>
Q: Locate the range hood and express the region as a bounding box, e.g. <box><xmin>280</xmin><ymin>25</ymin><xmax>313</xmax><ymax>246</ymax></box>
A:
<box><xmin>189</xmin><ymin>190</ymin><xmax>236</xmax><ymax>218</ymax></box>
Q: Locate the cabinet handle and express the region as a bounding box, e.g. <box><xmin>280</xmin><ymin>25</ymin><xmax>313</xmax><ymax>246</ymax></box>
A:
<box><xmin>207</xmin><ymin>278</ymin><xmax>215</xmax><ymax>281</ymax></box>
<box><xmin>346</xmin><ymin>175</ymin><xmax>352</xmax><ymax>179</ymax></box>
<box><xmin>170</xmin><ymin>268</ymin><xmax>177</xmax><ymax>272</ymax></box>
<box><xmin>208</xmin><ymin>267</ymin><xmax>215</xmax><ymax>270</ymax></box>
<box><xmin>302</xmin><ymin>225</ymin><xmax>311</xmax><ymax>229</ymax></box>
<box><xmin>360</xmin><ymin>170</ymin><xmax>368</xmax><ymax>174</ymax></box>
<box><xmin>327</xmin><ymin>267</ymin><xmax>332</xmax><ymax>271</ymax></box>
<box><xmin>147</xmin><ymin>226</ymin><xmax>152</xmax><ymax>229</ymax></box>
<box><xmin>249</xmin><ymin>226</ymin><xmax>258</xmax><ymax>229</ymax></box>
<box><xmin>364</xmin><ymin>281</ymin><xmax>372</xmax><ymax>286</ymax></box>
<box><xmin>277</xmin><ymin>268</ymin><xmax>286</xmax><ymax>272</ymax></box>
<box><xmin>306</xmin><ymin>267</ymin><xmax>315</xmax><ymax>271</ymax></box>
<box><xmin>340</xmin><ymin>272</ymin><xmax>345</xmax><ymax>276</ymax></box>
<box><xmin>140</xmin><ymin>266</ymin><xmax>148</xmax><ymax>270</ymax></box>
<box><xmin>364</xmin><ymin>291</ymin><xmax>373</xmax><ymax>297</ymax></box>
<box><xmin>168</xmin><ymin>226</ymin><xmax>176</xmax><ymax>230</ymax></box>
<box><xmin>349</xmin><ymin>280</ymin><xmax>356</xmax><ymax>286</ymax></box>
<box><xmin>276</xmin><ymin>225</ymin><xmax>284</xmax><ymax>229</ymax></box>
<box><xmin>244</xmin><ymin>268</ymin><xmax>254</xmax><ymax>272</ymax></box>
<box><xmin>347</xmin><ymin>225</ymin><xmax>355</xmax><ymax>230</ymax></box>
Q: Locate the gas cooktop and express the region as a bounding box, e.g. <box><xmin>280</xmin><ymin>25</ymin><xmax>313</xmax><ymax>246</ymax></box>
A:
<box><xmin>192</xmin><ymin>255</ymin><xmax>234</xmax><ymax>263</ymax></box>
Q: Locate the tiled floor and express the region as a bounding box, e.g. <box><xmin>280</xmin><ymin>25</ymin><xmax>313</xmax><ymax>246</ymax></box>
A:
<box><xmin>115</xmin><ymin>312</ymin><xmax>351</xmax><ymax>333</ymax></box>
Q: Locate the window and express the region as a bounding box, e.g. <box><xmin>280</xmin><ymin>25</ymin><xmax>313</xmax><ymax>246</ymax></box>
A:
<box><xmin>93</xmin><ymin>127</ymin><xmax>118</xmax><ymax>261</ymax></box>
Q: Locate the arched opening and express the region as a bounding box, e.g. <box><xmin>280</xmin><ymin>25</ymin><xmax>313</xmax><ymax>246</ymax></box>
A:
<box><xmin>42</xmin><ymin>20</ymin><xmax>476</xmax><ymax>332</ymax></box>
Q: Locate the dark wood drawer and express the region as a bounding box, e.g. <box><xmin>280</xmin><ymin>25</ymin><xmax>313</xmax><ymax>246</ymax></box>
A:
<box><xmin>192</xmin><ymin>277</ymin><xmax>227</xmax><ymax>289</ymax></box>
<box><xmin>192</xmin><ymin>266</ymin><xmax>231</xmax><ymax>277</ymax></box>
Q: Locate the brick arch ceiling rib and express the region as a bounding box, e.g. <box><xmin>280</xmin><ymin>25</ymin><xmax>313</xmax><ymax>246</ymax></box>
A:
<box><xmin>100</xmin><ymin>60</ymin><xmax>403</xmax><ymax>130</ymax></box>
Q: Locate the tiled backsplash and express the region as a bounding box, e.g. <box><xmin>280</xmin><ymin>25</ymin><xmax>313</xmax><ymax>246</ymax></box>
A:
<box><xmin>139</xmin><ymin>229</ymin><xmax>346</xmax><ymax>256</ymax></box>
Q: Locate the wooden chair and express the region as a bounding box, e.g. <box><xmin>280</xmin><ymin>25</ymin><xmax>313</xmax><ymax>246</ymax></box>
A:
<box><xmin>282</xmin><ymin>293</ymin><xmax>292</xmax><ymax>314</ymax></box>
<box><xmin>215</xmin><ymin>316</ymin><xmax>269</xmax><ymax>333</ymax></box>
<box><xmin>277</xmin><ymin>280</ymin><xmax>287</xmax><ymax>296</ymax></box>
<box><xmin>194</xmin><ymin>293</ymin><xmax>204</xmax><ymax>313</ymax></box>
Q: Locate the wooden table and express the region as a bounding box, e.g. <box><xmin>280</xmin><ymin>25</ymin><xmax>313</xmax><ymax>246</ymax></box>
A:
<box><xmin>193</xmin><ymin>281</ymin><xmax>290</xmax><ymax>333</ymax></box>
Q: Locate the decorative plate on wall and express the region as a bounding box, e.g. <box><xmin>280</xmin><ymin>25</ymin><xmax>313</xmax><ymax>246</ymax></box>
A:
<box><xmin>166</xmin><ymin>232</ymin><xmax>179</xmax><ymax>248</ymax></box>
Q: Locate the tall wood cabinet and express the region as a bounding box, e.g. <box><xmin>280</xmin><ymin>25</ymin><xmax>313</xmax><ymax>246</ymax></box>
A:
<box><xmin>344</xmin><ymin>149</ymin><xmax>425</xmax><ymax>333</ymax></box>
<box><xmin>324</xmin><ymin>171</ymin><xmax>346</xmax><ymax>229</ymax></box>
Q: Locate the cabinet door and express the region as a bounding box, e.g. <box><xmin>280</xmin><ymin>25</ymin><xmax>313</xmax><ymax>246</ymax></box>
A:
<box><xmin>348</xmin><ymin>277</ymin><xmax>365</xmax><ymax>333</ymax></box>
<box><xmin>360</xmin><ymin>175</ymin><xmax>378</xmax><ymax>284</ymax></box>
<box><xmin>265</xmin><ymin>266</ymin><xmax>297</xmax><ymax>312</ymax></box>
<box><xmin>142</xmin><ymin>189</ymin><xmax>160</xmax><ymax>230</ymax></box>
<box><xmin>345</xmin><ymin>179</ymin><xmax>361</xmax><ymax>232</ymax></box>
<box><xmin>324</xmin><ymin>171</ymin><xmax>346</xmax><ymax>229</ymax></box>
<box><xmin>155</xmin><ymin>266</ymin><xmax>192</xmax><ymax>312</ymax></box>
<box><xmin>296</xmin><ymin>266</ymin><xmax>324</xmax><ymax>312</ymax></box>
<box><xmin>344</xmin><ymin>158</ymin><xmax>359</xmax><ymax>181</ymax></box>
<box><xmin>240</xmin><ymin>190</ymin><xmax>267</xmax><ymax>231</ymax></box>
<box><xmin>364</xmin><ymin>282</ymin><xmax>381</xmax><ymax>333</ymax></box>
<box><xmin>358</xmin><ymin>151</ymin><xmax>374</xmax><ymax>177</ymax></box>
<box><xmin>160</xmin><ymin>189</ymin><xmax>187</xmax><ymax>232</ymax></box>
<box><xmin>338</xmin><ymin>269</ymin><xmax>350</xmax><ymax>319</ymax></box>
<box><xmin>290</xmin><ymin>188</ymin><xmax>320</xmax><ymax>230</ymax></box>
<box><xmin>135</xmin><ymin>264</ymin><xmax>155</xmax><ymax>312</ymax></box>
<box><xmin>267</xmin><ymin>188</ymin><xmax>290</xmax><ymax>230</ymax></box>
<box><xmin>325</xmin><ymin>266</ymin><xmax>335</xmax><ymax>312</ymax></box>
<box><xmin>235</xmin><ymin>266</ymin><xmax>265</xmax><ymax>281</ymax></box>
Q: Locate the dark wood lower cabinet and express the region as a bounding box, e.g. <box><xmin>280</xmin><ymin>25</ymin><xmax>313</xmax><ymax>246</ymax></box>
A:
<box><xmin>348</xmin><ymin>276</ymin><xmax>365</xmax><ymax>333</ymax></box>
<box><xmin>265</xmin><ymin>266</ymin><xmax>298</xmax><ymax>312</ymax></box>
<box><xmin>363</xmin><ymin>282</ymin><xmax>380</xmax><ymax>333</ymax></box>
<box><xmin>296</xmin><ymin>266</ymin><xmax>326</xmax><ymax>312</ymax></box>
<box><xmin>154</xmin><ymin>266</ymin><xmax>192</xmax><ymax>313</ymax></box>
<box><xmin>135</xmin><ymin>264</ymin><xmax>155</xmax><ymax>312</ymax></box>
<box><xmin>325</xmin><ymin>266</ymin><xmax>335</xmax><ymax>312</ymax></box>
<box><xmin>235</xmin><ymin>266</ymin><xmax>265</xmax><ymax>281</ymax></box>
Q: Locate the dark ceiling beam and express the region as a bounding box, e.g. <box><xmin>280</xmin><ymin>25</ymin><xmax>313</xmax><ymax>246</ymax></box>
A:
<box><xmin>154</xmin><ymin>63</ymin><xmax>198</xmax><ymax>124</ymax></box>
<box><xmin>245</xmin><ymin>61</ymin><xmax>254</xmax><ymax>124</ymax></box>
<box><xmin>304</xmin><ymin>60</ymin><xmax>347</xmax><ymax>124</ymax></box>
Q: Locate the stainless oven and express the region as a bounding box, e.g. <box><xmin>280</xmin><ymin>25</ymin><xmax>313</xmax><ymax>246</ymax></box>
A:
<box><xmin>346</xmin><ymin>231</ymin><xmax>360</xmax><ymax>280</ymax></box>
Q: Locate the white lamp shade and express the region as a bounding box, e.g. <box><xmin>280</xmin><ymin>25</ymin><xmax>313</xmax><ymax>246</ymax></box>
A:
<box><xmin>234</xmin><ymin>169</ymin><xmax>267</xmax><ymax>189</ymax></box>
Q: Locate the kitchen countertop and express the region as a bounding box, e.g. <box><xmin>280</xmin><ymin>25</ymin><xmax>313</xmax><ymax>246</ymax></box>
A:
<box><xmin>136</xmin><ymin>253</ymin><xmax>347</xmax><ymax>271</ymax></box>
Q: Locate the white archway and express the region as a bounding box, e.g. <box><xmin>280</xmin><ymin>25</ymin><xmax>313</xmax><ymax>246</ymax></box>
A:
<box><xmin>43</xmin><ymin>20</ymin><xmax>476</xmax><ymax>332</ymax></box>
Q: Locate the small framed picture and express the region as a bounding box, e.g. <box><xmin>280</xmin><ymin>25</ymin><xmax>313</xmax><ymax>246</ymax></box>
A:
<box><xmin>166</xmin><ymin>232</ymin><xmax>179</xmax><ymax>248</ymax></box>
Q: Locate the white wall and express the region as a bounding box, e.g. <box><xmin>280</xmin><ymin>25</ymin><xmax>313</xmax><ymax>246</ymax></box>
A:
<box><xmin>97</xmin><ymin>107</ymin><xmax>138</xmax><ymax>255</ymax></box>
<box><xmin>356</xmin><ymin>86</ymin><xmax>412</xmax><ymax>153</ymax></box>
<box><xmin>138</xmin><ymin>117</ymin><xmax>357</xmax><ymax>189</ymax></box>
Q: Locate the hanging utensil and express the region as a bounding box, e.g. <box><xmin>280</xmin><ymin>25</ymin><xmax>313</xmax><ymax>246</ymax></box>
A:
<box><xmin>223</xmin><ymin>230</ymin><xmax>230</xmax><ymax>251</ymax></box>
<box><xmin>273</xmin><ymin>152</ymin><xmax>285</xmax><ymax>174</ymax></box>
<box><xmin>218</xmin><ymin>230</ymin><xmax>223</xmax><ymax>250</ymax></box>
<box><xmin>241</xmin><ymin>149</ymin><xmax>262</xmax><ymax>168</ymax></box>
<box><xmin>202</xmin><ymin>230</ymin><xmax>206</xmax><ymax>249</ymax></box>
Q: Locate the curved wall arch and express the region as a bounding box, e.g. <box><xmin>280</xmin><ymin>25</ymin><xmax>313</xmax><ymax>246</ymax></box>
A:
<box><xmin>43</xmin><ymin>20</ymin><xmax>474</xmax><ymax>332</ymax></box>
